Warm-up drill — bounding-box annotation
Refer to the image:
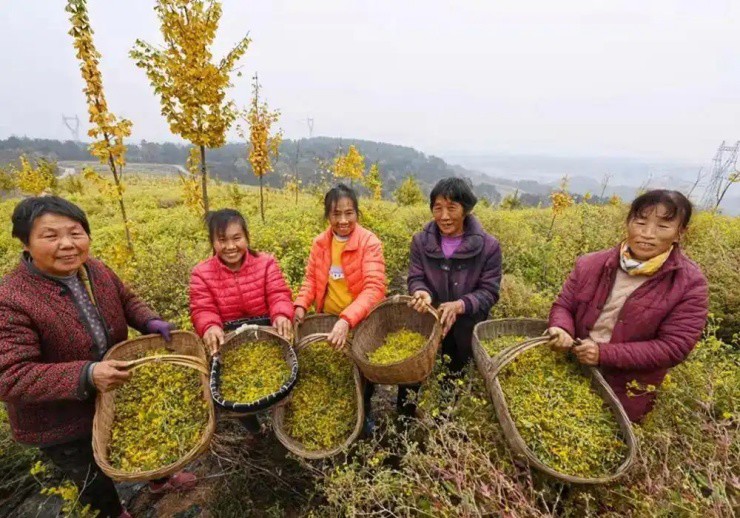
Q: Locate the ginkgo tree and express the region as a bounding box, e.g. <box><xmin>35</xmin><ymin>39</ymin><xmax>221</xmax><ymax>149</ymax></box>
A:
<box><xmin>364</xmin><ymin>163</ymin><xmax>383</xmax><ymax>200</ymax></box>
<box><xmin>130</xmin><ymin>0</ymin><xmax>250</xmax><ymax>216</ymax></box>
<box><xmin>239</xmin><ymin>74</ymin><xmax>282</xmax><ymax>222</ymax></box>
<box><xmin>66</xmin><ymin>0</ymin><xmax>134</xmax><ymax>253</ymax></box>
<box><xmin>332</xmin><ymin>145</ymin><xmax>365</xmax><ymax>186</ymax></box>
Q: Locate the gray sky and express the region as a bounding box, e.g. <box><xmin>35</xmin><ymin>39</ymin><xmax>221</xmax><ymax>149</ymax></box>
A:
<box><xmin>1</xmin><ymin>0</ymin><xmax>738</xmax><ymax>162</ymax></box>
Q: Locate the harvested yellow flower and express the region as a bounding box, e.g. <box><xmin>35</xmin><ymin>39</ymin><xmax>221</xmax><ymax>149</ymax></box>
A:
<box><xmin>500</xmin><ymin>346</ymin><xmax>628</xmax><ymax>477</ymax></box>
<box><xmin>220</xmin><ymin>341</ymin><xmax>291</xmax><ymax>403</ymax></box>
<box><xmin>109</xmin><ymin>349</ymin><xmax>209</xmax><ymax>473</ymax></box>
<box><xmin>367</xmin><ymin>329</ymin><xmax>426</xmax><ymax>365</ymax></box>
<box><xmin>284</xmin><ymin>341</ymin><xmax>357</xmax><ymax>451</ymax></box>
<box><xmin>481</xmin><ymin>335</ymin><xmax>528</xmax><ymax>358</ymax></box>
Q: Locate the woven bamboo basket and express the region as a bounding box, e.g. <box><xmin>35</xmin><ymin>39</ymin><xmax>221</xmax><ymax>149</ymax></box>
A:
<box><xmin>210</xmin><ymin>325</ymin><xmax>298</xmax><ymax>415</ymax></box>
<box><xmin>92</xmin><ymin>331</ymin><xmax>216</xmax><ymax>482</ymax></box>
<box><xmin>350</xmin><ymin>295</ymin><xmax>442</xmax><ymax>385</ymax></box>
<box><xmin>471</xmin><ymin>318</ymin><xmax>549</xmax><ymax>392</ymax></box>
<box><xmin>294</xmin><ymin>313</ymin><xmax>339</xmax><ymax>343</ymax></box>
<box><xmin>272</xmin><ymin>333</ymin><xmax>364</xmax><ymax>460</ymax></box>
<box><xmin>483</xmin><ymin>335</ymin><xmax>638</xmax><ymax>485</ymax></box>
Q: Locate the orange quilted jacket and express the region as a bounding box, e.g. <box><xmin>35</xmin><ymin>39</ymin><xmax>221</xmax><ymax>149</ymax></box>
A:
<box><xmin>294</xmin><ymin>224</ymin><xmax>386</xmax><ymax>328</ymax></box>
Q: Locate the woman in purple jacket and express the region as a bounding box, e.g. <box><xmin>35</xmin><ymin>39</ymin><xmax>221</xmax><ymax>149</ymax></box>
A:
<box><xmin>402</xmin><ymin>178</ymin><xmax>502</xmax><ymax>415</ymax></box>
<box><xmin>548</xmin><ymin>190</ymin><xmax>709</xmax><ymax>422</ymax></box>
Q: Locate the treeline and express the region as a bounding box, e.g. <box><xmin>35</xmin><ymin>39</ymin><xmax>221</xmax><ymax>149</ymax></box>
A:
<box><xmin>0</xmin><ymin>136</ymin><xmax>483</xmax><ymax>199</ymax></box>
<box><xmin>1</xmin><ymin>136</ymin><xmax>625</xmax><ymax>208</ymax></box>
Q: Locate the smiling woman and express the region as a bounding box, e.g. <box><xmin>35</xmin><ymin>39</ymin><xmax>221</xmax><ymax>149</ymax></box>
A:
<box><xmin>547</xmin><ymin>190</ymin><xmax>709</xmax><ymax>422</ymax></box>
<box><xmin>0</xmin><ymin>196</ymin><xmax>188</xmax><ymax>517</ymax></box>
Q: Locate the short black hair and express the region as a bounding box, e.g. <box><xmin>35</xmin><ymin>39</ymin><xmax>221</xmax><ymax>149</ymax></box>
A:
<box><xmin>205</xmin><ymin>208</ymin><xmax>257</xmax><ymax>256</ymax></box>
<box><xmin>627</xmin><ymin>189</ymin><xmax>693</xmax><ymax>228</ymax></box>
<box><xmin>323</xmin><ymin>183</ymin><xmax>359</xmax><ymax>219</ymax></box>
<box><xmin>429</xmin><ymin>177</ymin><xmax>477</xmax><ymax>213</ymax></box>
<box><xmin>11</xmin><ymin>196</ymin><xmax>91</xmax><ymax>245</ymax></box>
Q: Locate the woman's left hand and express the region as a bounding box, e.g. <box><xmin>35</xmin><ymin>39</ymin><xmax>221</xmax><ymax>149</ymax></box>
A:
<box><xmin>273</xmin><ymin>316</ymin><xmax>293</xmax><ymax>341</ymax></box>
<box><xmin>438</xmin><ymin>300</ymin><xmax>465</xmax><ymax>336</ymax></box>
<box><xmin>573</xmin><ymin>339</ymin><xmax>600</xmax><ymax>366</ymax></box>
<box><xmin>327</xmin><ymin>319</ymin><xmax>350</xmax><ymax>350</ymax></box>
<box><xmin>146</xmin><ymin>319</ymin><xmax>174</xmax><ymax>342</ymax></box>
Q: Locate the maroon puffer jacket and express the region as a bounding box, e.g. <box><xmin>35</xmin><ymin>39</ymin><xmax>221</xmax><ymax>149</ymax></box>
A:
<box><xmin>549</xmin><ymin>245</ymin><xmax>708</xmax><ymax>422</ymax></box>
<box><xmin>189</xmin><ymin>252</ymin><xmax>294</xmax><ymax>336</ymax></box>
<box><xmin>0</xmin><ymin>257</ymin><xmax>159</xmax><ymax>446</ymax></box>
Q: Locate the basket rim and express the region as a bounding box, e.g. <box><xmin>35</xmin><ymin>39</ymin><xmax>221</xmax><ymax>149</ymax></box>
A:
<box><xmin>272</xmin><ymin>332</ymin><xmax>364</xmax><ymax>459</ymax></box>
<box><xmin>350</xmin><ymin>298</ymin><xmax>442</xmax><ymax>369</ymax></box>
<box><xmin>210</xmin><ymin>327</ymin><xmax>299</xmax><ymax>412</ymax></box>
<box><xmin>92</xmin><ymin>331</ymin><xmax>216</xmax><ymax>482</ymax></box>
<box><xmin>487</xmin><ymin>337</ymin><xmax>638</xmax><ymax>484</ymax></box>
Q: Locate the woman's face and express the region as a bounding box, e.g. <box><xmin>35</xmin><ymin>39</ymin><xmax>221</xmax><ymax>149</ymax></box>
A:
<box><xmin>328</xmin><ymin>197</ymin><xmax>358</xmax><ymax>238</ymax></box>
<box><xmin>626</xmin><ymin>203</ymin><xmax>683</xmax><ymax>261</ymax></box>
<box><xmin>213</xmin><ymin>221</ymin><xmax>248</xmax><ymax>269</ymax></box>
<box><xmin>432</xmin><ymin>196</ymin><xmax>466</xmax><ymax>237</ymax></box>
<box><xmin>25</xmin><ymin>213</ymin><xmax>90</xmax><ymax>276</ymax></box>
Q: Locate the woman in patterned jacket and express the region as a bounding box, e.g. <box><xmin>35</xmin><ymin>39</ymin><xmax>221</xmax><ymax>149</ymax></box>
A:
<box><xmin>0</xmin><ymin>196</ymin><xmax>193</xmax><ymax>518</ymax></box>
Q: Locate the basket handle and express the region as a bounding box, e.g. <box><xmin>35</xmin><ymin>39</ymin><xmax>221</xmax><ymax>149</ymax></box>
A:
<box><xmin>225</xmin><ymin>324</ymin><xmax>289</xmax><ymax>345</ymax></box>
<box><xmin>295</xmin><ymin>332</ymin><xmax>354</xmax><ymax>357</ymax></box>
<box><xmin>488</xmin><ymin>336</ymin><xmax>551</xmax><ymax>379</ymax></box>
<box><xmin>388</xmin><ymin>294</ymin><xmax>440</xmax><ymax>322</ymax></box>
<box><xmin>121</xmin><ymin>354</ymin><xmax>210</xmax><ymax>375</ymax></box>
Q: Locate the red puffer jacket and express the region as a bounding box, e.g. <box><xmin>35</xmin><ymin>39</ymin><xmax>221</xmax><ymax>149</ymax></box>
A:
<box><xmin>0</xmin><ymin>257</ymin><xmax>159</xmax><ymax>446</ymax></box>
<box><xmin>189</xmin><ymin>252</ymin><xmax>294</xmax><ymax>336</ymax></box>
<box><xmin>549</xmin><ymin>245</ymin><xmax>708</xmax><ymax>422</ymax></box>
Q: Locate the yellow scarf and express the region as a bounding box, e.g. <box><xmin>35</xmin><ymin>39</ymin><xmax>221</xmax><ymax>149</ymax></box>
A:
<box><xmin>619</xmin><ymin>241</ymin><xmax>673</xmax><ymax>276</ymax></box>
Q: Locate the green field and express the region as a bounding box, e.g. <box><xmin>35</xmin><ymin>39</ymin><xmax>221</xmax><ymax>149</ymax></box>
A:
<box><xmin>0</xmin><ymin>175</ymin><xmax>737</xmax><ymax>516</ymax></box>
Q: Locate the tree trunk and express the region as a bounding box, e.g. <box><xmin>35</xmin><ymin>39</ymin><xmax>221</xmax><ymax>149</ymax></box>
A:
<box><xmin>260</xmin><ymin>174</ymin><xmax>265</xmax><ymax>222</ymax></box>
<box><xmin>107</xmin><ymin>154</ymin><xmax>134</xmax><ymax>255</ymax></box>
<box><xmin>200</xmin><ymin>145</ymin><xmax>209</xmax><ymax>216</ymax></box>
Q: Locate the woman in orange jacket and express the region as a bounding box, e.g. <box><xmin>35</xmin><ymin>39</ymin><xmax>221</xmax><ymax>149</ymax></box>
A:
<box><xmin>294</xmin><ymin>184</ymin><xmax>386</xmax><ymax>347</ymax></box>
<box><xmin>294</xmin><ymin>184</ymin><xmax>386</xmax><ymax>432</ymax></box>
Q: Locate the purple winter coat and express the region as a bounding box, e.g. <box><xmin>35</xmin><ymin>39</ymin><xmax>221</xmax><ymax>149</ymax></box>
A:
<box><xmin>408</xmin><ymin>216</ymin><xmax>502</xmax><ymax>350</ymax></box>
<box><xmin>549</xmin><ymin>245</ymin><xmax>709</xmax><ymax>422</ymax></box>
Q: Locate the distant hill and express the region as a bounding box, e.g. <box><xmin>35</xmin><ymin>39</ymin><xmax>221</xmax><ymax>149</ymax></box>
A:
<box><xmin>2</xmin><ymin>136</ymin><xmax>738</xmax><ymax>213</ymax></box>
<box><xmin>0</xmin><ymin>136</ymin><xmax>499</xmax><ymax>202</ymax></box>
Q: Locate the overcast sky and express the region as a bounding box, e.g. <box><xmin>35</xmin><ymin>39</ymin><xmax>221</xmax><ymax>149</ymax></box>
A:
<box><xmin>1</xmin><ymin>0</ymin><xmax>738</xmax><ymax>162</ymax></box>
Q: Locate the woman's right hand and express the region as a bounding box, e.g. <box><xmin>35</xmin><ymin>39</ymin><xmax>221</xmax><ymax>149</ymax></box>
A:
<box><xmin>547</xmin><ymin>327</ymin><xmax>574</xmax><ymax>351</ymax></box>
<box><xmin>203</xmin><ymin>326</ymin><xmax>225</xmax><ymax>355</ymax></box>
<box><xmin>294</xmin><ymin>306</ymin><xmax>306</xmax><ymax>325</ymax></box>
<box><xmin>408</xmin><ymin>290</ymin><xmax>433</xmax><ymax>313</ymax></box>
<box><xmin>92</xmin><ymin>360</ymin><xmax>131</xmax><ymax>393</ymax></box>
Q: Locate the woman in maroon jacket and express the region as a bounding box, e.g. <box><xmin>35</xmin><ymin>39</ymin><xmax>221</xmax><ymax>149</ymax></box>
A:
<box><xmin>0</xmin><ymin>197</ymin><xmax>192</xmax><ymax>518</ymax></box>
<box><xmin>548</xmin><ymin>190</ymin><xmax>709</xmax><ymax>422</ymax></box>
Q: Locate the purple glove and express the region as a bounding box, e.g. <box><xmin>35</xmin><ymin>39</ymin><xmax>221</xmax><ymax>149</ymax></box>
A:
<box><xmin>146</xmin><ymin>320</ymin><xmax>174</xmax><ymax>342</ymax></box>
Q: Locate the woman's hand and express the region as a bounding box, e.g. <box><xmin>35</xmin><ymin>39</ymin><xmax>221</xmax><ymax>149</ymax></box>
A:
<box><xmin>547</xmin><ymin>327</ymin><xmax>574</xmax><ymax>352</ymax></box>
<box><xmin>146</xmin><ymin>319</ymin><xmax>174</xmax><ymax>342</ymax></box>
<box><xmin>327</xmin><ymin>319</ymin><xmax>350</xmax><ymax>350</ymax></box>
<box><xmin>274</xmin><ymin>316</ymin><xmax>293</xmax><ymax>341</ymax></box>
<box><xmin>203</xmin><ymin>326</ymin><xmax>225</xmax><ymax>355</ymax></box>
<box><xmin>408</xmin><ymin>290</ymin><xmax>433</xmax><ymax>313</ymax></box>
<box><xmin>438</xmin><ymin>300</ymin><xmax>465</xmax><ymax>336</ymax></box>
<box><xmin>294</xmin><ymin>306</ymin><xmax>306</xmax><ymax>325</ymax></box>
<box><xmin>92</xmin><ymin>360</ymin><xmax>131</xmax><ymax>393</ymax></box>
<box><xmin>573</xmin><ymin>338</ymin><xmax>600</xmax><ymax>366</ymax></box>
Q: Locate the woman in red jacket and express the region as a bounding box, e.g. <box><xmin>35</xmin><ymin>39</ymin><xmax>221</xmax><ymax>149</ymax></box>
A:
<box><xmin>293</xmin><ymin>184</ymin><xmax>386</xmax><ymax>433</ymax></box>
<box><xmin>548</xmin><ymin>190</ymin><xmax>709</xmax><ymax>422</ymax></box>
<box><xmin>0</xmin><ymin>196</ymin><xmax>192</xmax><ymax>518</ymax></box>
<box><xmin>189</xmin><ymin>209</ymin><xmax>294</xmax><ymax>435</ymax></box>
